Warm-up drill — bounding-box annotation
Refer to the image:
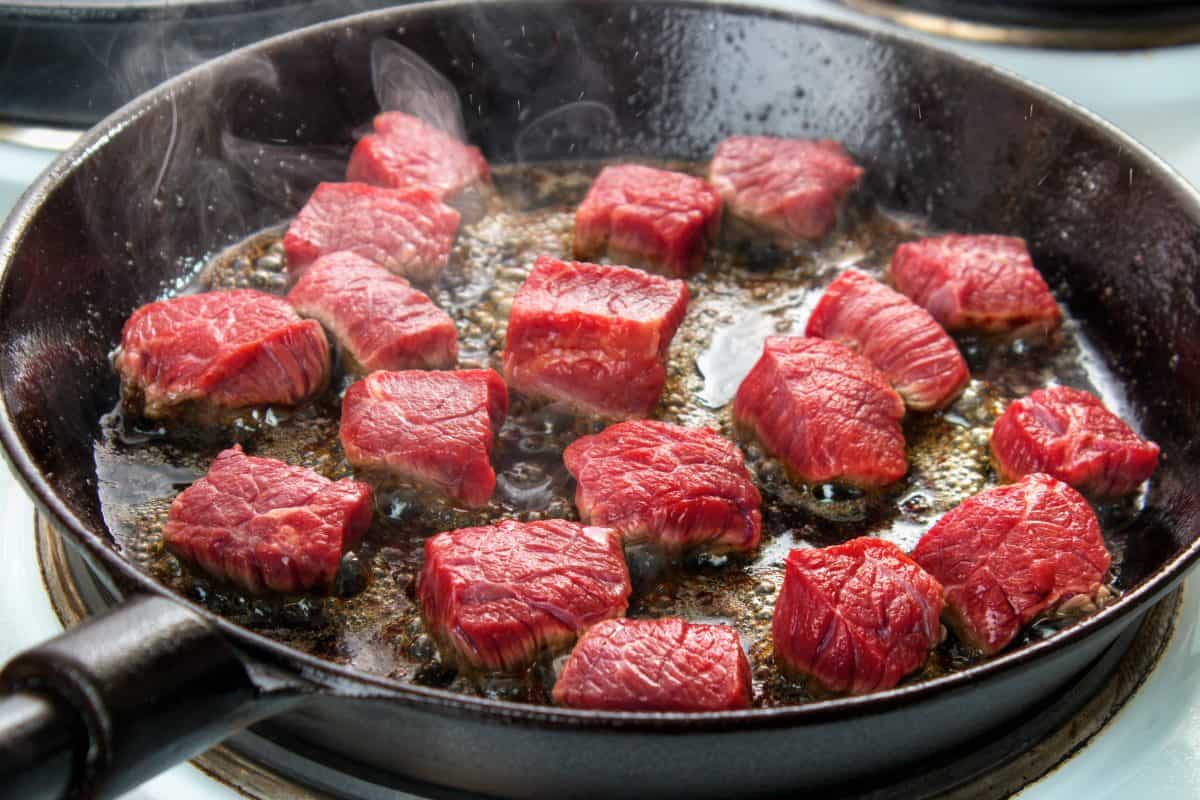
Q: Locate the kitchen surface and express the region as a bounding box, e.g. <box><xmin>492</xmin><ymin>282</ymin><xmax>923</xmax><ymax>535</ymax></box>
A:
<box><xmin>1</xmin><ymin>1</ymin><xmax>1199</xmax><ymax>797</ymax></box>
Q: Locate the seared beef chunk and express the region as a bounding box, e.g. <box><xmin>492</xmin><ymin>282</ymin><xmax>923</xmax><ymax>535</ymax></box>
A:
<box><xmin>116</xmin><ymin>289</ymin><xmax>330</xmax><ymax>421</ymax></box>
<box><xmin>419</xmin><ymin>519</ymin><xmax>631</xmax><ymax>672</ymax></box>
<box><xmin>287</xmin><ymin>253</ymin><xmax>458</xmax><ymax>374</ymax></box>
<box><xmin>991</xmin><ymin>386</ymin><xmax>1159</xmax><ymax>497</ymax></box>
<box><xmin>552</xmin><ymin>618</ymin><xmax>752</xmax><ymax>711</ymax></box>
<box><xmin>502</xmin><ymin>256</ymin><xmax>689</xmax><ymax>419</ymax></box>
<box><xmin>772</xmin><ymin>538</ymin><xmax>945</xmax><ymax>695</ymax></box>
<box><xmin>573</xmin><ymin>164</ymin><xmax>722</xmax><ymax>277</ymax></box>
<box><xmin>806</xmin><ymin>269</ymin><xmax>969</xmax><ymax>411</ymax></box>
<box><xmin>563</xmin><ymin>420</ymin><xmax>761</xmax><ymax>556</ymax></box>
<box><xmin>733</xmin><ymin>336</ymin><xmax>907</xmax><ymax>488</ymax></box>
<box><xmin>912</xmin><ymin>473</ymin><xmax>1111</xmax><ymax>655</ymax></box>
<box><xmin>282</xmin><ymin>182</ymin><xmax>460</xmax><ymax>282</ymax></box>
<box><xmin>339</xmin><ymin>369</ymin><xmax>507</xmax><ymax>507</ymax></box>
<box><xmin>708</xmin><ymin>136</ymin><xmax>863</xmax><ymax>241</ymax></box>
<box><xmin>890</xmin><ymin>234</ymin><xmax>1061</xmax><ymax>333</ymax></box>
<box><xmin>163</xmin><ymin>445</ymin><xmax>372</xmax><ymax>594</ymax></box>
<box><xmin>346</xmin><ymin>112</ymin><xmax>490</xmax><ymax>202</ymax></box>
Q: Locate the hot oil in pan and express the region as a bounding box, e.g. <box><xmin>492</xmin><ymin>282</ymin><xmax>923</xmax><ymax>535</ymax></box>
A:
<box><xmin>93</xmin><ymin>162</ymin><xmax>1146</xmax><ymax>707</ymax></box>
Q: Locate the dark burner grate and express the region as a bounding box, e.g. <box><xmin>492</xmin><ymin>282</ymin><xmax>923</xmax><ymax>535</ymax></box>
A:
<box><xmin>0</xmin><ymin>0</ymin><xmax>404</xmax><ymax>127</ymax></box>
<box><xmin>35</xmin><ymin>514</ymin><xmax>1182</xmax><ymax>800</ymax></box>
<box><xmin>839</xmin><ymin>0</ymin><xmax>1200</xmax><ymax>48</ymax></box>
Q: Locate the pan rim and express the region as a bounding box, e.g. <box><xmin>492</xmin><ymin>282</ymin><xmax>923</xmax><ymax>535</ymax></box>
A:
<box><xmin>2</xmin><ymin>0</ymin><xmax>1198</xmax><ymax>732</ymax></box>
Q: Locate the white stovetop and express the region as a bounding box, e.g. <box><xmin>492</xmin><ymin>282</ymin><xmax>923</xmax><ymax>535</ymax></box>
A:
<box><xmin>3</xmin><ymin>2</ymin><xmax>1200</xmax><ymax>796</ymax></box>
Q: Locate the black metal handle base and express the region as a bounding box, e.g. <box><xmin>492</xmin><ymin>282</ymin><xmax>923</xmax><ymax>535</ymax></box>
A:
<box><xmin>0</xmin><ymin>690</ymin><xmax>82</xmax><ymax>798</ymax></box>
<box><xmin>0</xmin><ymin>594</ymin><xmax>292</xmax><ymax>799</ymax></box>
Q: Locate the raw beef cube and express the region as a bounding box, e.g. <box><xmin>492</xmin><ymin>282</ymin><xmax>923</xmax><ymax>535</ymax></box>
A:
<box><xmin>282</xmin><ymin>182</ymin><xmax>460</xmax><ymax>281</ymax></box>
<box><xmin>502</xmin><ymin>256</ymin><xmax>689</xmax><ymax>419</ymax></box>
<box><xmin>733</xmin><ymin>336</ymin><xmax>907</xmax><ymax>488</ymax></box>
<box><xmin>552</xmin><ymin>618</ymin><xmax>752</xmax><ymax>711</ymax></box>
<box><xmin>346</xmin><ymin>112</ymin><xmax>490</xmax><ymax>202</ymax></box>
<box><xmin>563</xmin><ymin>420</ymin><xmax>762</xmax><ymax>555</ymax></box>
<box><xmin>806</xmin><ymin>269</ymin><xmax>969</xmax><ymax>411</ymax></box>
<box><xmin>573</xmin><ymin>164</ymin><xmax>722</xmax><ymax>277</ymax></box>
<box><xmin>772</xmin><ymin>538</ymin><xmax>945</xmax><ymax>695</ymax></box>
<box><xmin>708</xmin><ymin>136</ymin><xmax>863</xmax><ymax>241</ymax></box>
<box><xmin>163</xmin><ymin>445</ymin><xmax>373</xmax><ymax>594</ymax></box>
<box><xmin>890</xmin><ymin>234</ymin><xmax>1061</xmax><ymax>333</ymax></box>
<box><xmin>991</xmin><ymin>386</ymin><xmax>1159</xmax><ymax>497</ymax></box>
<box><xmin>419</xmin><ymin>519</ymin><xmax>631</xmax><ymax>672</ymax></box>
<box><xmin>911</xmin><ymin>473</ymin><xmax>1111</xmax><ymax>655</ymax></box>
<box><xmin>287</xmin><ymin>252</ymin><xmax>458</xmax><ymax>374</ymax></box>
<box><xmin>339</xmin><ymin>369</ymin><xmax>507</xmax><ymax>507</ymax></box>
<box><xmin>115</xmin><ymin>289</ymin><xmax>330</xmax><ymax>421</ymax></box>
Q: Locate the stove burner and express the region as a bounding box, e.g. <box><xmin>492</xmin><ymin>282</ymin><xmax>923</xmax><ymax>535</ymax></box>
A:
<box><xmin>34</xmin><ymin>515</ymin><xmax>1182</xmax><ymax>799</ymax></box>
<box><xmin>839</xmin><ymin>0</ymin><xmax>1200</xmax><ymax>48</ymax></box>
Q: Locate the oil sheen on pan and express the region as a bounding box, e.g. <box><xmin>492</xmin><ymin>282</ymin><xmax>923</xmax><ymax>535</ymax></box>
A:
<box><xmin>93</xmin><ymin>161</ymin><xmax>1149</xmax><ymax>707</ymax></box>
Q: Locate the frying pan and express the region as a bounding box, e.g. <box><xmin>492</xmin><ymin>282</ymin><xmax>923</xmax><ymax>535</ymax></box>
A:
<box><xmin>0</xmin><ymin>1</ymin><xmax>1199</xmax><ymax>797</ymax></box>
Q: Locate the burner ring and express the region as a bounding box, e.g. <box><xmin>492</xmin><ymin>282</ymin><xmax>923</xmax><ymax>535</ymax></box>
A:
<box><xmin>840</xmin><ymin>0</ymin><xmax>1200</xmax><ymax>49</ymax></box>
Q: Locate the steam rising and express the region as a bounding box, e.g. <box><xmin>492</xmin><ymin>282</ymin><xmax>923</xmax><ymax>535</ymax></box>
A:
<box><xmin>79</xmin><ymin>19</ymin><xmax>625</xmax><ymax>308</ymax></box>
<box><xmin>219</xmin><ymin>131</ymin><xmax>346</xmax><ymax>207</ymax></box>
<box><xmin>515</xmin><ymin>101</ymin><xmax>620</xmax><ymax>162</ymax></box>
<box><xmin>371</xmin><ymin>39</ymin><xmax>466</xmax><ymax>141</ymax></box>
<box><xmin>75</xmin><ymin>48</ymin><xmax>293</xmax><ymax>299</ymax></box>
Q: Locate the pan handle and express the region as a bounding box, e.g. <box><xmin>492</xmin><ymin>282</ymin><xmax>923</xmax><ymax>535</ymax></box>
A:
<box><xmin>0</xmin><ymin>594</ymin><xmax>304</xmax><ymax>799</ymax></box>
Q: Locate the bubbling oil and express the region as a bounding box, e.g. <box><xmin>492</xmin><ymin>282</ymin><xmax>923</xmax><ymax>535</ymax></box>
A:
<box><xmin>93</xmin><ymin>161</ymin><xmax>1141</xmax><ymax>706</ymax></box>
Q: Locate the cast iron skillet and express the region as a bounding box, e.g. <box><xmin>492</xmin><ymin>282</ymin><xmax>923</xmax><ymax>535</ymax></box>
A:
<box><xmin>0</xmin><ymin>1</ymin><xmax>1198</xmax><ymax>797</ymax></box>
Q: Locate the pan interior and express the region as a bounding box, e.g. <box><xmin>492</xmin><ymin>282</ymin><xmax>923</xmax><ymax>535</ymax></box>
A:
<box><xmin>91</xmin><ymin>157</ymin><xmax>1157</xmax><ymax>704</ymax></box>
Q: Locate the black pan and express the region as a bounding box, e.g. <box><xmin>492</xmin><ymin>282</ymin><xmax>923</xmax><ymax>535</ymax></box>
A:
<box><xmin>1</xmin><ymin>2</ymin><xmax>1199</xmax><ymax>798</ymax></box>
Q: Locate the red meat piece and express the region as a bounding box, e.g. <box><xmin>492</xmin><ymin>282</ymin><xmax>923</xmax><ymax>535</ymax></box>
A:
<box><xmin>733</xmin><ymin>336</ymin><xmax>907</xmax><ymax>488</ymax></box>
<box><xmin>911</xmin><ymin>473</ymin><xmax>1111</xmax><ymax>655</ymax></box>
<box><xmin>563</xmin><ymin>420</ymin><xmax>761</xmax><ymax>555</ymax></box>
<box><xmin>806</xmin><ymin>269</ymin><xmax>969</xmax><ymax>411</ymax></box>
<box><xmin>339</xmin><ymin>369</ymin><xmax>507</xmax><ymax>507</ymax></box>
<box><xmin>552</xmin><ymin>618</ymin><xmax>752</xmax><ymax>711</ymax></box>
<box><xmin>573</xmin><ymin>164</ymin><xmax>722</xmax><ymax>277</ymax></box>
<box><xmin>419</xmin><ymin>519</ymin><xmax>631</xmax><ymax>672</ymax></box>
<box><xmin>163</xmin><ymin>445</ymin><xmax>373</xmax><ymax>594</ymax></box>
<box><xmin>991</xmin><ymin>386</ymin><xmax>1159</xmax><ymax>497</ymax></box>
<box><xmin>890</xmin><ymin>234</ymin><xmax>1061</xmax><ymax>332</ymax></box>
<box><xmin>287</xmin><ymin>252</ymin><xmax>458</xmax><ymax>374</ymax></box>
<box><xmin>708</xmin><ymin>136</ymin><xmax>863</xmax><ymax>240</ymax></box>
<box><xmin>502</xmin><ymin>256</ymin><xmax>689</xmax><ymax>419</ymax></box>
<box><xmin>282</xmin><ymin>182</ymin><xmax>460</xmax><ymax>281</ymax></box>
<box><xmin>346</xmin><ymin>112</ymin><xmax>490</xmax><ymax>202</ymax></box>
<box><xmin>115</xmin><ymin>289</ymin><xmax>330</xmax><ymax>421</ymax></box>
<box><xmin>772</xmin><ymin>538</ymin><xmax>944</xmax><ymax>694</ymax></box>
